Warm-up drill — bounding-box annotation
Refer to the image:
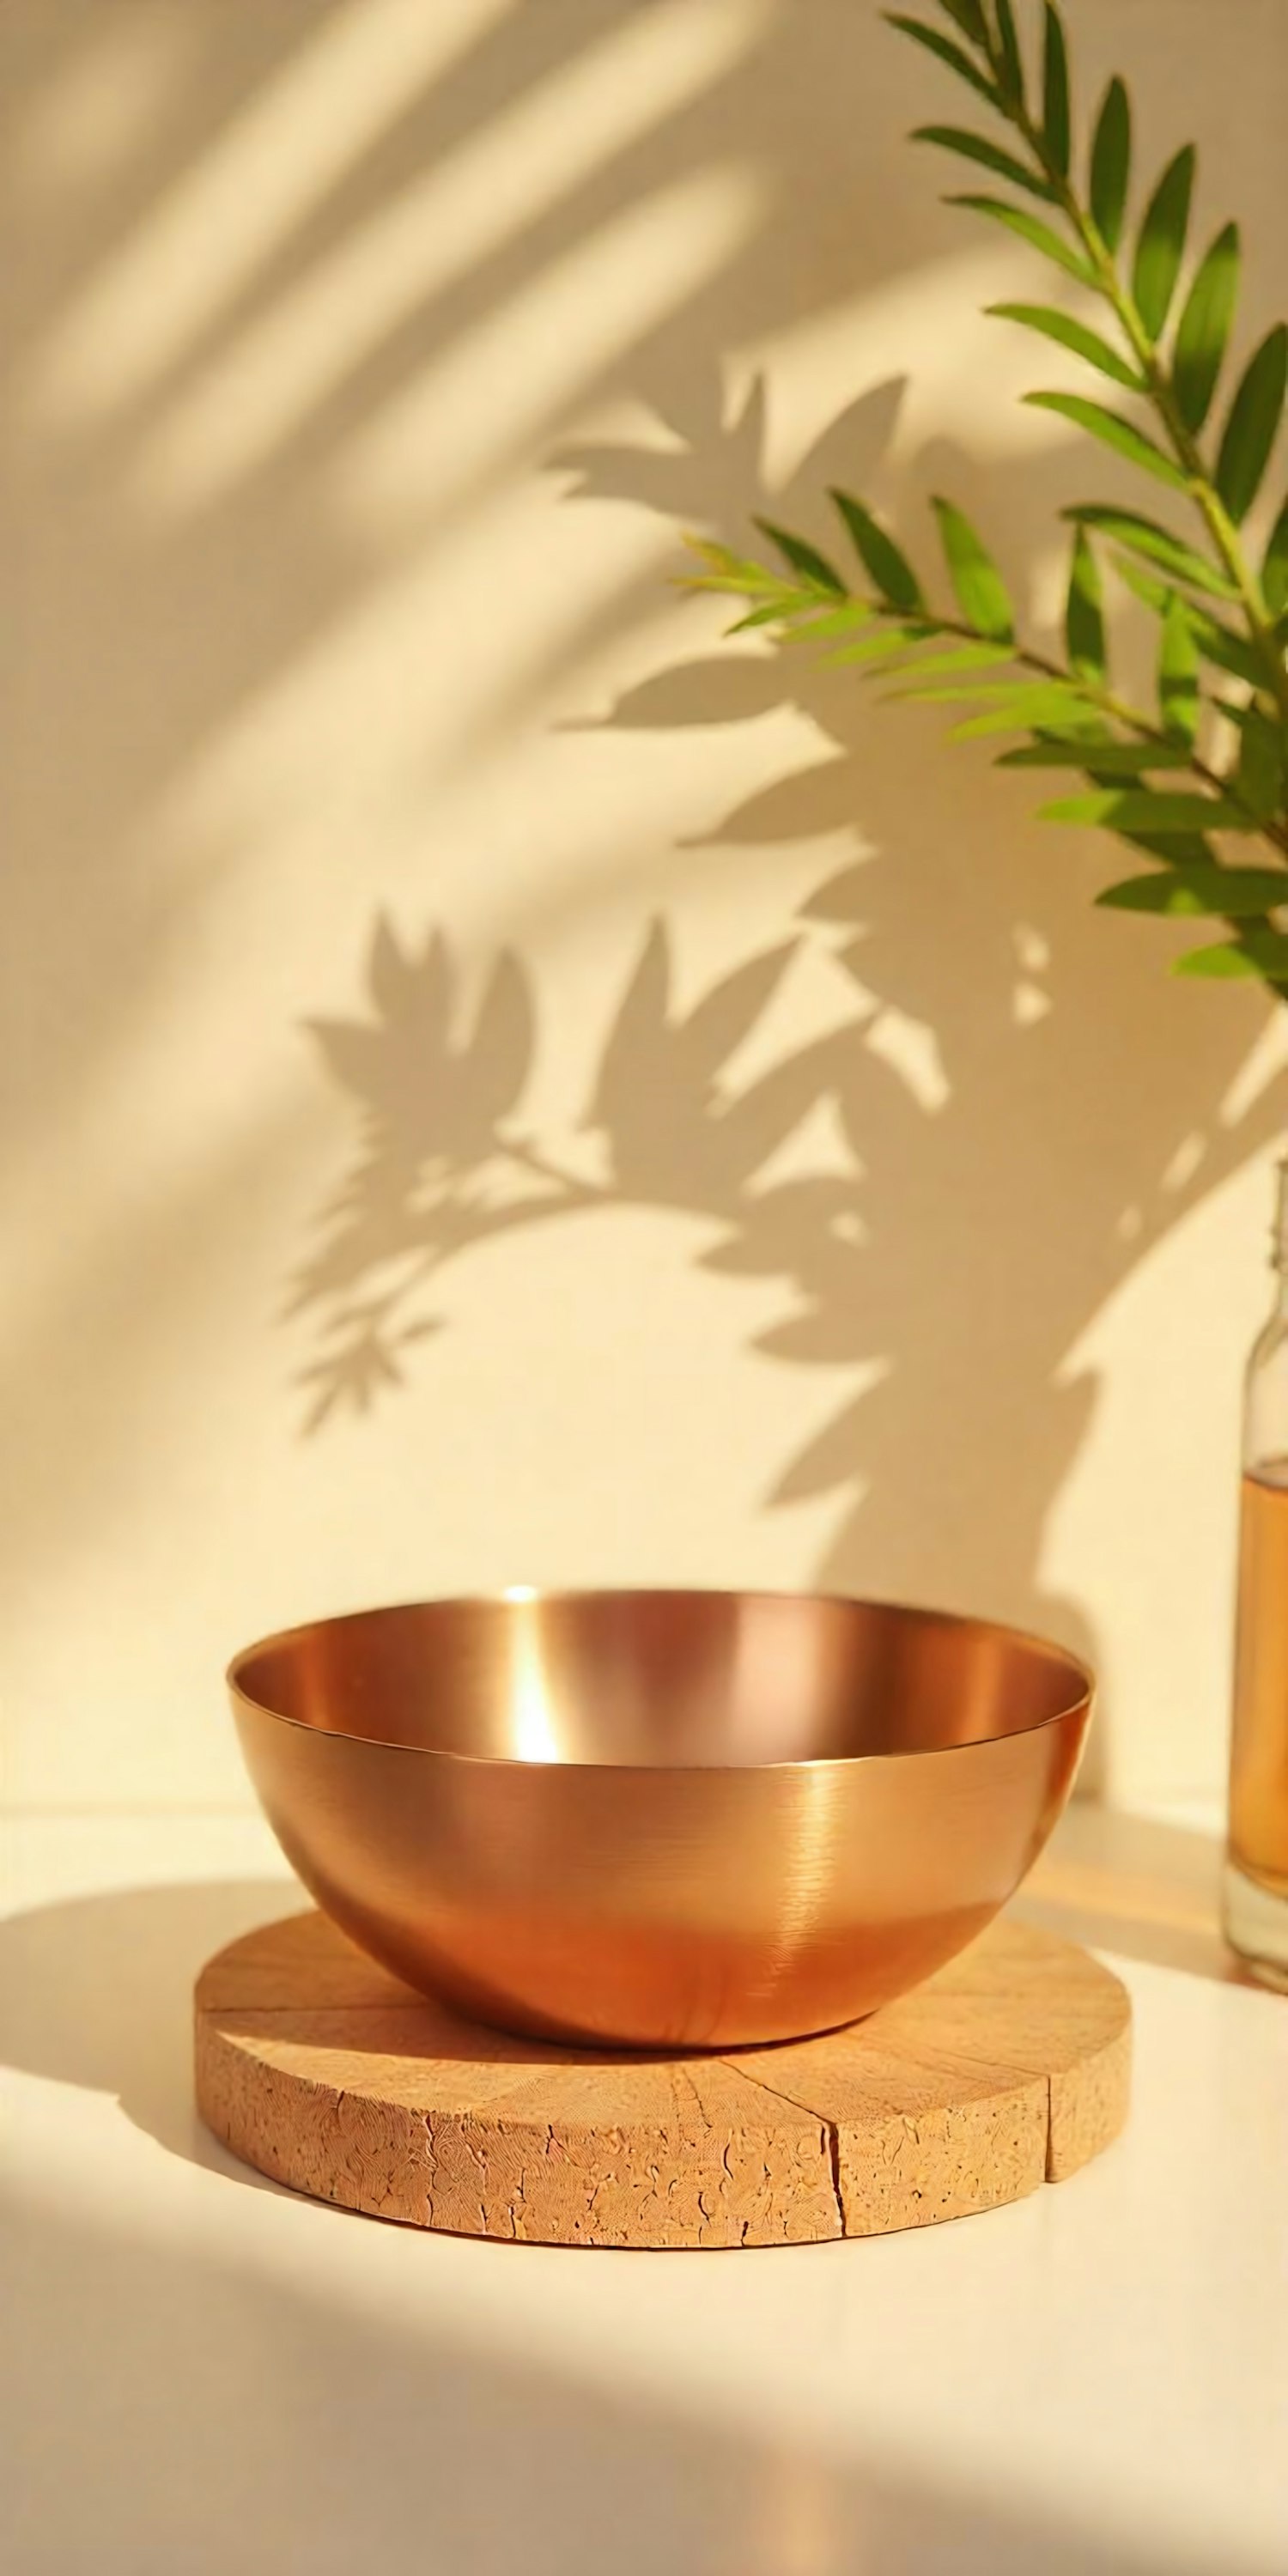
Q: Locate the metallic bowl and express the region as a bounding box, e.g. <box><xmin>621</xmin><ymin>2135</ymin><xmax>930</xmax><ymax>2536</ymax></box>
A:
<box><xmin>228</xmin><ymin>1589</ymin><xmax>1091</xmax><ymax>2050</ymax></box>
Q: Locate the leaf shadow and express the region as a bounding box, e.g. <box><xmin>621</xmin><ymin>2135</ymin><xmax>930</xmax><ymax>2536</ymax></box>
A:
<box><xmin>4</xmin><ymin>0</ymin><xmax>964</xmax><ymax>1578</ymax></box>
<box><xmin>291</xmin><ymin>906</ymin><xmax>866</xmax><ymax>1437</ymax></box>
<box><xmin>294</xmin><ymin>369</ymin><xmax>1288</xmax><ymax>1795</ymax></box>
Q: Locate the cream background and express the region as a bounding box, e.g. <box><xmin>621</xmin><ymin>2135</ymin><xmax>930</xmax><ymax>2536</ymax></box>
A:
<box><xmin>4</xmin><ymin>0</ymin><xmax>1287</xmax><ymax>1820</ymax></box>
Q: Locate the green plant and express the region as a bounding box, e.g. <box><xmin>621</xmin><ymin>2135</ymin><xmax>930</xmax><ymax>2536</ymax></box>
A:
<box><xmin>688</xmin><ymin>0</ymin><xmax>1288</xmax><ymax>995</ymax></box>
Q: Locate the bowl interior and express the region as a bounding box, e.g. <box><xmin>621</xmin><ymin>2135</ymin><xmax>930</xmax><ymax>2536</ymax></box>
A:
<box><xmin>230</xmin><ymin>1590</ymin><xmax>1089</xmax><ymax>1769</ymax></box>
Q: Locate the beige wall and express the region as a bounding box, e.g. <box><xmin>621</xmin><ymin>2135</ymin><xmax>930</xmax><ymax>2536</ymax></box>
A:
<box><xmin>5</xmin><ymin>0</ymin><xmax>1287</xmax><ymax>1820</ymax></box>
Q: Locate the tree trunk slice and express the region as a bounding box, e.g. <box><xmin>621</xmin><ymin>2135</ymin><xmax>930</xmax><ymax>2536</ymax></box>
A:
<box><xmin>196</xmin><ymin>1912</ymin><xmax>1130</xmax><ymax>2249</ymax></box>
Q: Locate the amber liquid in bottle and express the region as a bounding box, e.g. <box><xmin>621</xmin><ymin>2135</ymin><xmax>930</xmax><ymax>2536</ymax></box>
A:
<box><xmin>1224</xmin><ymin>1163</ymin><xmax>1288</xmax><ymax>1984</ymax></box>
<box><xmin>1228</xmin><ymin>1463</ymin><xmax>1288</xmax><ymax>1906</ymax></box>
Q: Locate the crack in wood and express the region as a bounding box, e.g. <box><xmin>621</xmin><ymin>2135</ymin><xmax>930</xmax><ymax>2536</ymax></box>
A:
<box><xmin>196</xmin><ymin>1915</ymin><xmax>1131</xmax><ymax>2246</ymax></box>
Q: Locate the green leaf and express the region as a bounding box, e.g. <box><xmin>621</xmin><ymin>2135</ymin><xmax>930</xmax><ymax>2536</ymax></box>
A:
<box><xmin>883</xmin><ymin>14</ymin><xmax>999</xmax><ymax>102</ymax></box>
<box><xmin>1038</xmin><ymin>788</ymin><xmax>1252</xmax><ymax>831</ymax></box>
<box><xmin>1219</xmin><ymin>697</ymin><xmax>1274</xmax><ymax>733</ymax></box>
<box><xmin>1065</xmin><ymin>528</ymin><xmax>1105</xmax><ymax>677</ymax></box>
<box><xmin>1173</xmin><ymin>223</ymin><xmax>1241</xmax><ymax>433</ymax></box>
<box><xmin>1097</xmin><ymin>866</ymin><xmax>1288</xmax><ymax>916</ymax></box>
<box><xmin>752</xmin><ymin>517</ymin><xmax>846</xmax><ymax>593</ymax></box>
<box><xmin>1097</xmin><ymin>873</ymin><xmax>1201</xmax><ymax>914</ymax></box>
<box><xmin>1160</xmin><ymin>641</ymin><xmax>1211</xmax><ymax>745</ymax></box>
<box><xmin>1216</xmin><ymin>325</ymin><xmax>1288</xmax><ymax>524</ymax></box>
<box><xmin>1132</xmin><ymin>145</ymin><xmax>1195</xmax><ymax>341</ymax></box>
<box><xmin>945</xmin><ymin>196</ymin><xmax>1092</xmax><ymax>283</ymax></box>
<box><xmin>884</xmin><ymin>642</ymin><xmax>1019</xmax><ymax>690</ymax></box>
<box><xmin>684</xmin><ymin>538</ymin><xmax>785</xmax><ymax>593</ymax></box>
<box><xmin>1024</xmin><ymin>392</ymin><xmax>1188</xmax><ymax>489</ymax></box>
<box><xmin>1064</xmin><ymin>505</ymin><xmax>1236</xmax><ymax>599</ymax></box>
<box><xmin>993</xmin><ymin>0</ymin><xmax>1024</xmax><ymax>104</ymax></box>
<box><xmin>782</xmin><ymin>601</ymin><xmax>879</xmax><ymax>641</ymax></box>
<box><xmin>726</xmin><ymin>592</ymin><xmax>814</xmax><ymax>634</ymax></box>
<box><xmin>726</xmin><ymin>598</ymin><xmax>811</xmax><ymax>632</ymax></box>
<box><xmin>1090</xmin><ymin>76</ymin><xmax>1131</xmax><ymax>253</ymax></box>
<box><xmin>913</xmin><ymin>127</ymin><xmax>1055</xmax><ymax>200</ymax></box>
<box><xmin>1121</xmin><ymin>829</ymin><xmax>1218</xmax><ymax>868</ymax></box>
<box><xmin>933</xmin><ymin>0</ymin><xmax>990</xmax><ymax>39</ymax></box>
<box><xmin>829</xmin><ymin>490</ymin><xmax>926</xmax><ymax>612</ymax></box>
<box><xmin>1184</xmin><ymin>609</ymin><xmax>1269</xmax><ymax>690</ymax></box>
<box><xmin>1226</xmin><ymin>927</ymin><xmax>1288</xmax><ymax>975</ymax></box>
<box><xmin>823</xmin><ymin>623</ymin><xmax>937</xmax><ymax>667</ymax></box>
<box><xmin>1262</xmin><ymin>499</ymin><xmax>1288</xmax><ymax>617</ymax></box>
<box><xmin>998</xmin><ymin>738</ymin><xmax>1194</xmax><ymax>772</ymax></box>
<box><xmin>931</xmin><ymin>495</ymin><xmax>1014</xmax><ymax>638</ymax></box>
<box><xmin>1235</xmin><ymin>708</ymin><xmax>1287</xmax><ymax>819</ymax></box>
<box><xmin>909</xmin><ymin>674</ymin><xmax>1085</xmax><ymax>704</ymax></box>
<box><xmin>1042</xmin><ymin>3</ymin><xmax>1070</xmax><ymax>175</ymax></box>
<box><xmin>1114</xmin><ymin>565</ymin><xmax>1267</xmax><ymax>688</ymax></box>
<box><xmin>951</xmin><ymin>684</ymin><xmax>1099</xmax><ymax>738</ymax></box>
<box><xmin>1158</xmin><ymin>592</ymin><xmax>1200</xmax><ymax>742</ymax></box>
<box><xmin>987</xmin><ymin>302</ymin><xmax>1141</xmax><ymax>390</ymax></box>
<box><xmin>1173</xmin><ymin>926</ymin><xmax>1288</xmax><ymax>981</ymax></box>
<box><xmin>1172</xmin><ymin>940</ymin><xmax>1264</xmax><ymax>980</ymax></box>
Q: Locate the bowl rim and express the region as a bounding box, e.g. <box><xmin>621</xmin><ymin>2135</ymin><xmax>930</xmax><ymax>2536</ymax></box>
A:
<box><xmin>226</xmin><ymin>1586</ymin><xmax>1094</xmax><ymax>1774</ymax></box>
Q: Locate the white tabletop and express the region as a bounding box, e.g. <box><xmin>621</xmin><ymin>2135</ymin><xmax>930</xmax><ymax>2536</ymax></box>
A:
<box><xmin>3</xmin><ymin>1811</ymin><xmax>1285</xmax><ymax>2576</ymax></box>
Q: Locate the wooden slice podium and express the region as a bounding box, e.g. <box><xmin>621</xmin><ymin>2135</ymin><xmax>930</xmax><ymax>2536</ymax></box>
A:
<box><xmin>196</xmin><ymin>1910</ymin><xmax>1130</xmax><ymax>2249</ymax></box>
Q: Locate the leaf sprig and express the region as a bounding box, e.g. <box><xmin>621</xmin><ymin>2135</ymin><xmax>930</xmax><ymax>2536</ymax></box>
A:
<box><xmin>687</xmin><ymin>0</ymin><xmax>1288</xmax><ymax>995</ymax></box>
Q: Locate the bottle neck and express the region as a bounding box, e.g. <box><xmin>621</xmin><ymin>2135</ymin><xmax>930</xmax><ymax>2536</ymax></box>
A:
<box><xmin>1271</xmin><ymin>1161</ymin><xmax>1288</xmax><ymax>1315</ymax></box>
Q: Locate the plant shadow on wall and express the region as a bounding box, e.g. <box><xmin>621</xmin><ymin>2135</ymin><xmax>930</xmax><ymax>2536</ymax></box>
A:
<box><xmin>8</xmin><ymin>0</ymin><xmax>994</xmax><ymax>1589</ymax></box>
<box><xmin>8</xmin><ymin>0</ymin><xmax>1281</xmax><ymax>1772</ymax></box>
<box><xmin>290</xmin><ymin>905</ymin><xmax>869</xmax><ymax>1430</ymax></box>
<box><xmin>294</xmin><ymin>378</ymin><xmax>1287</xmax><ymax>1784</ymax></box>
<box><xmin>273</xmin><ymin>0</ymin><xmax>1288</xmax><ymax>1805</ymax></box>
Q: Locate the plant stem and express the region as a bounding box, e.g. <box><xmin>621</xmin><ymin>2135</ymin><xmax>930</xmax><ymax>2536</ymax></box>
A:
<box><xmin>825</xmin><ymin>597</ymin><xmax>1288</xmax><ymax>849</ymax></box>
<box><xmin>835</xmin><ymin>593</ymin><xmax>1287</xmax><ymax>983</ymax></box>
<box><xmin>989</xmin><ymin>73</ymin><xmax>1288</xmax><ymax>720</ymax></box>
<box><xmin>953</xmin><ymin>30</ymin><xmax>1288</xmax><ymax>995</ymax></box>
<box><xmin>1076</xmin><ymin>240</ymin><xmax>1286</xmax><ymax>717</ymax></box>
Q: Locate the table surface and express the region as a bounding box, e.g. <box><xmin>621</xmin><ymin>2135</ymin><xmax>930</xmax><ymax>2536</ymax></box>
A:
<box><xmin>3</xmin><ymin>1804</ymin><xmax>1285</xmax><ymax>2576</ymax></box>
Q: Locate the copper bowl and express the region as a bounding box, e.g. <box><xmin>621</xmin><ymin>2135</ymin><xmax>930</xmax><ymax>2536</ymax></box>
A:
<box><xmin>228</xmin><ymin>1589</ymin><xmax>1091</xmax><ymax>2049</ymax></box>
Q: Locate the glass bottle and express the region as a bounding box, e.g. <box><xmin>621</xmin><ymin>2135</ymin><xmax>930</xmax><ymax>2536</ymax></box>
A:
<box><xmin>1225</xmin><ymin>1157</ymin><xmax>1288</xmax><ymax>1986</ymax></box>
